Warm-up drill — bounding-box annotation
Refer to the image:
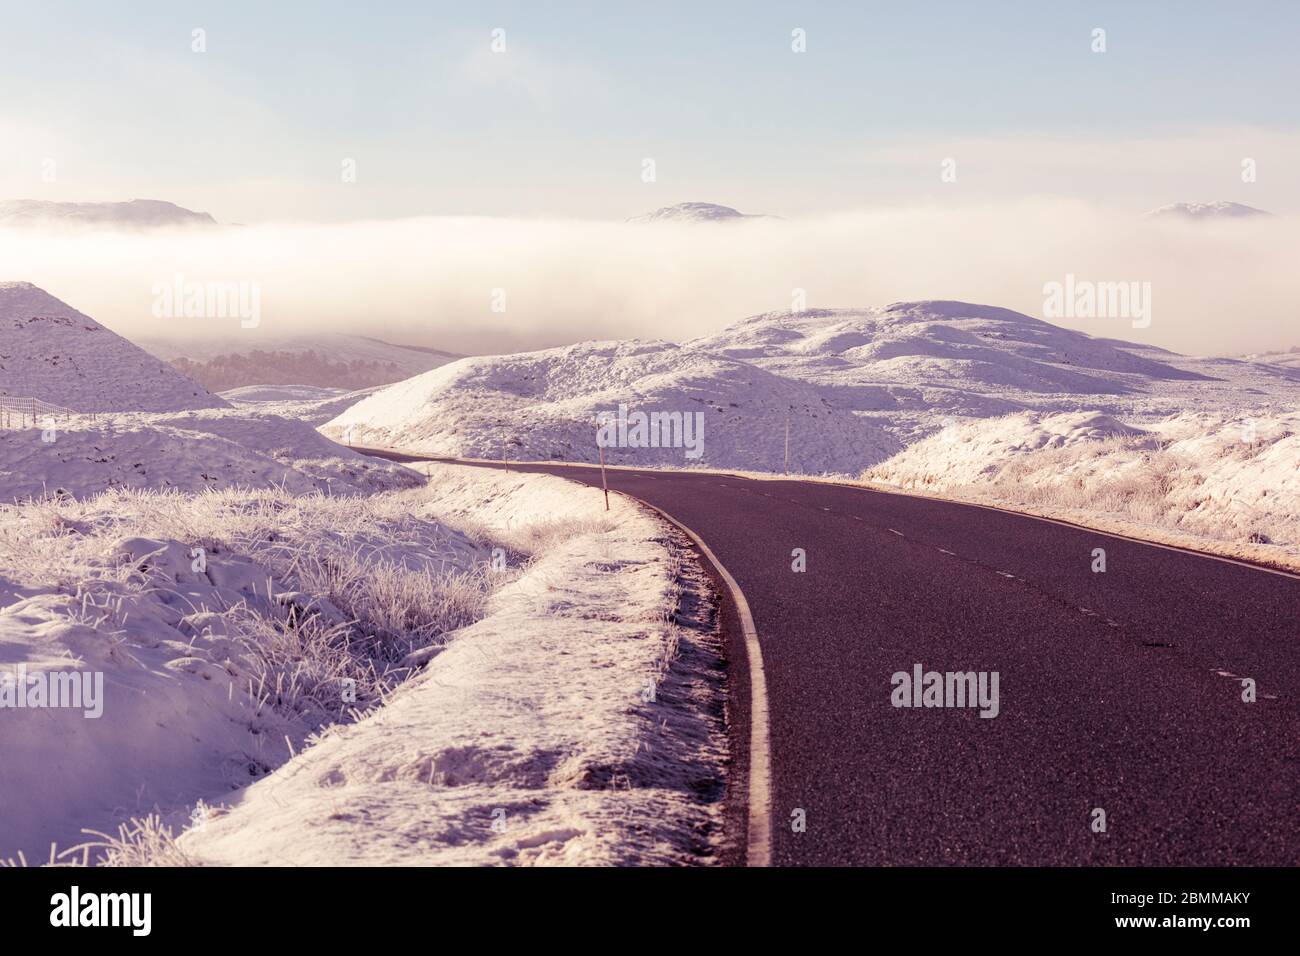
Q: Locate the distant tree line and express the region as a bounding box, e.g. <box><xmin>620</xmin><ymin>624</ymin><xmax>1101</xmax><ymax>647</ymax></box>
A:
<box><xmin>169</xmin><ymin>349</ymin><xmax>410</xmax><ymax>391</ymax></box>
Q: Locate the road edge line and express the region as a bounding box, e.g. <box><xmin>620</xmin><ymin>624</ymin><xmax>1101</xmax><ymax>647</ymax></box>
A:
<box><xmin>633</xmin><ymin>499</ymin><xmax>773</xmax><ymax>868</ymax></box>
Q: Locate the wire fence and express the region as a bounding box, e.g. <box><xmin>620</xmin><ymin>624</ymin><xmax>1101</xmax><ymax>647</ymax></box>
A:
<box><xmin>0</xmin><ymin>395</ymin><xmax>85</xmax><ymax>429</ymax></box>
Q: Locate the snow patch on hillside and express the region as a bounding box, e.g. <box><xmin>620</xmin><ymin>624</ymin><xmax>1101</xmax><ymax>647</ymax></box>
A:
<box><xmin>220</xmin><ymin>385</ymin><xmax>351</xmax><ymax>403</ymax></box>
<box><xmin>219</xmin><ymin>385</ymin><xmax>383</xmax><ymax>425</ymax></box>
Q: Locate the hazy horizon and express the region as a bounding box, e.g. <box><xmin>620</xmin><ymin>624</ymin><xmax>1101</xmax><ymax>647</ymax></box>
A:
<box><xmin>4</xmin><ymin>197</ymin><xmax>1299</xmax><ymax>358</ymax></box>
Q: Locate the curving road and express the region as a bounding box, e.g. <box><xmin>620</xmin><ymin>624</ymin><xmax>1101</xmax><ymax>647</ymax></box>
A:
<box><xmin>367</xmin><ymin>451</ymin><xmax>1300</xmax><ymax>867</ymax></box>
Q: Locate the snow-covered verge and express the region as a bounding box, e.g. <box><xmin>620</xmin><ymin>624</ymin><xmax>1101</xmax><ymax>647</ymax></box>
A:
<box><xmin>173</xmin><ymin>464</ymin><xmax>727</xmax><ymax>866</ymax></box>
<box><xmin>862</xmin><ymin>410</ymin><xmax>1300</xmax><ymax>572</ymax></box>
<box><xmin>0</xmin><ymin>464</ymin><xmax>726</xmax><ymax>866</ymax></box>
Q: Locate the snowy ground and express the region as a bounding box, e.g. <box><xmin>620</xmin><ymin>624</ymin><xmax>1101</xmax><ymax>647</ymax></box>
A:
<box><xmin>0</xmin><ymin>407</ymin><xmax>418</xmax><ymax>503</ymax></box>
<box><xmin>219</xmin><ymin>384</ymin><xmax>387</xmax><ymax>426</ymax></box>
<box><xmin>863</xmin><ymin>410</ymin><xmax>1300</xmax><ymax>572</ymax></box>
<box><xmin>0</xmin><ymin>455</ymin><xmax>725</xmax><ymax>866</ymax></box>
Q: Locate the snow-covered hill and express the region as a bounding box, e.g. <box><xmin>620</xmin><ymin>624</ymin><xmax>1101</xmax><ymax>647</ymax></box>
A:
<box><xmin>0</xmin><ymin>199</ymin><xmax>216</xmax><ymax>229</ymax></box>
<box><xmin>324</xmin><ymin>339</ymin><xmax>899</xmax><ymax>471</ymax></box>
<box><xmin>1142</xmin><ymin>201</ymin><xmax>1273</xmax><ymax>221</ymax></box>
<box><xmin>0</xmin><ymin>282</ymin><xmax>225</xmax><ymax>412</ymax></box>
<box><xmin>688</xmin><ymin>302</ymin><xmax>1215</xmax><ymax>440</ymax></box>
<box><xmin>1241</xmin><ymin>347</ymin><xmax>1300</xmax><ymax>370</ymax></box>
<box><xmin>628</xmin><ymin>202</ymin><xmax>775</xmax><ymax>223</ymax></box>
<box><xmin>864</xmin><ymin>410</ymin><xmax>1300</xmax><ymax>569</ymax></box>
<box><xmin>323</xmin><ymin>300</ymin><xmax>1300</xmax><ymax>475</ymax></box>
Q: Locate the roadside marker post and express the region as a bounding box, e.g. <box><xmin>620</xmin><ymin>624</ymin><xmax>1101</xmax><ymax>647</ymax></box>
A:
<box><xmin>784</xmin><ymin>415</ymin><xmax>790</xmax><ymax>475</ymax></box>
<box><xmin>598</xmin><ymin>441</ymin><xmax>609</xmax><ymax>511</ymax></box>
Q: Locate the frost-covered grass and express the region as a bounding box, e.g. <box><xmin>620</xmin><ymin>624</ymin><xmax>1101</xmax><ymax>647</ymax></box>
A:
<box><xmin>0</xmin><ymin>479</ymin><xmax>503</xmax><ymax>863</ymax></box>
<box><xmin>1</xmin><ymin>464</ymin><xmax>727</xmax><ymax>867</ymax></box>
<box><xmin>0</xmin><ymin>407</ymin><xmax>423</xmax><ymax>503</ymax></box>
<box><xmin>0</xmin><ymin>483</ymin><xmax>498</xmax><ymax>684</ymax></box>
<box><xmin>863</xmin><ymin>410</ymin><xmax>1300</xmax><ymax>570</ymax></box>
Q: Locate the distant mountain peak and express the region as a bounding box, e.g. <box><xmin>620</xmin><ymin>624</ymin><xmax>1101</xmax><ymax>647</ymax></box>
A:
<box><xmin>627</xmin><ymin>202</ymin><xmax>776</xmax><ymax>223</ymax></box>
<box><xmin>1142</xmin><ymin>201</ymin><xmax>1273</xmax><ymax>221</ymax></box>
<box><xmin>0</xmin><ymin>198</ymin><xmax>217</xmax><ymax>229</ymax></box>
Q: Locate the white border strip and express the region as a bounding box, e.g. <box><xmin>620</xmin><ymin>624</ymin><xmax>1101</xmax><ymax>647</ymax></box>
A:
<box><xmin>634</xmin><ymin>499</ymin><xmax>773</xmax><ymax>868</ymax></box>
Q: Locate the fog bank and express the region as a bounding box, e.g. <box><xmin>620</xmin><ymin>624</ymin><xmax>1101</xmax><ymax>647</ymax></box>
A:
<box><xmin>3</xmin><ymin>199</ymin><xmax>1295</xmax><ymax>357</ymax></box>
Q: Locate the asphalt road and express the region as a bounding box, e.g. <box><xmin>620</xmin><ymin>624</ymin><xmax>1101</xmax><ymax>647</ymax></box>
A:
<box><xmin>369</xmin><ymin>451</ymin><xmax>1300</xmax><ymax>866</ymax></box>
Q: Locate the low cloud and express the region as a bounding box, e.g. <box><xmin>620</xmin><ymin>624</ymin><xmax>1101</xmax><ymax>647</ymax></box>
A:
<box><xmin>2</xmin><ymin>199</ymin><xmax>1296</xmax><ymax>357</ymax></box>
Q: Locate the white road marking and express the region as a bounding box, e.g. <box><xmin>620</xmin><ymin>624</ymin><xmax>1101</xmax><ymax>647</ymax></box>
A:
<box><xmin>631</xmin><ymin>499</ymin><xmax>773</xmax><ymax>868</ymax></box>
<box><xmin>888</xmin><ymin>529</ymin><xmax>904</xmax><ymax>537</ymax></box>
<box><xmin>937</xmin><ymin>548</ymin><xmax>955</xmax><ymax>555</ymax></box>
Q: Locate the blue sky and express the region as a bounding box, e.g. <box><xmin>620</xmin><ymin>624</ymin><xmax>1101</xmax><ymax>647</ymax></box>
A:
<box><xmin>3</xmin><ymin>1</ymin><xmax>1298</xmax><ymax>220</ymax></box>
